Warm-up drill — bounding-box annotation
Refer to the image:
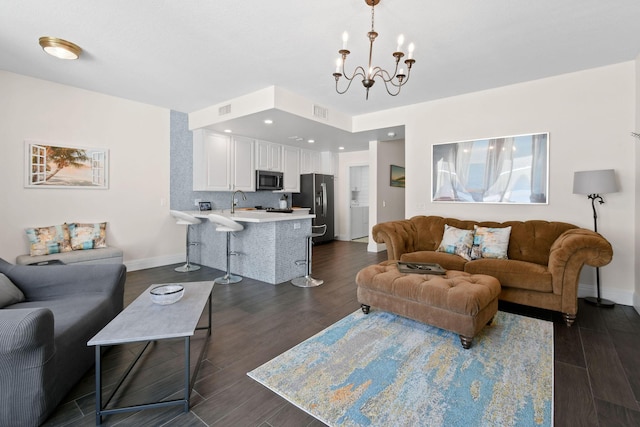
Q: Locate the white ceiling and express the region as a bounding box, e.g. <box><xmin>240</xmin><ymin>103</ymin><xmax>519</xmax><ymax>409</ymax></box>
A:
<box><xmin>2</xmin><ymin>0</ymin><xmax>640</xmax><ymax>152</ymax></box>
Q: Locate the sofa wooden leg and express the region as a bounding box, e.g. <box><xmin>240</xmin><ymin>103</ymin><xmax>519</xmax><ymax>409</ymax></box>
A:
<box><xmin>459</xmin><ymin>335</ymin><xmax>472</xmax><ymax>349</ymax></box>
<box><xmin>487</xmin><ymin>316</ymin><xmax>494</xmax><ymax>326</ymax></box>
<box><xmin>563</xmin><ymin>313</ymin><xmax>576</xmax><ymax>327</ymax></box>
<box><xmin>361</xmin><ymin>304</ymin><xmax>370</xmax><ymax>314</ymax></box>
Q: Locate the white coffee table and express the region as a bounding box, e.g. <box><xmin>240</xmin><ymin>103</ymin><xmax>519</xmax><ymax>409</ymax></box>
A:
<box><xmin>88</xmin><ymin>281</ymin><xmax>214</xmax><ymax>425</ymax></box>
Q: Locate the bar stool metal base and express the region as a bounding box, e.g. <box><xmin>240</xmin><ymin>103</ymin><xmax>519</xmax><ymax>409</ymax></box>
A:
<box><xmin>175</xmin><ymin>263</ymin><xmax>201</xmax><ymax>273</ymax></box>
<box><xmin>291</xmin><ymin>276</ymin><xmax>323</xmax><ymax>288</ymax></box>
<box><xmin>214</xmin><ymin>274</ymin><xmax>242</xmax><ymax>285</ymax></box>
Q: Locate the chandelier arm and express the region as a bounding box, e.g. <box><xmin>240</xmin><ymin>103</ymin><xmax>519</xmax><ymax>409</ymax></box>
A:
<box><xmin>335</xmin><ymin>75</ymin><xmax>358</xmax><ymax>95</ymax></box>
<box><xmin>342</xmin><ymin>66</ymin><xmax>368</xmax><ymax>82</ymax></box>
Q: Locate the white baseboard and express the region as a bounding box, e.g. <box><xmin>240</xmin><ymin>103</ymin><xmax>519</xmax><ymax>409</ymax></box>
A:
<box><xmin>578</xmin><ymin>283</ymin><xmax>635</xmax><ymax>306</ymax></box>
<box><xmin>125</xmin><ymin>253</ymin><xmax>184</xmax><ymax>272</ymax></box>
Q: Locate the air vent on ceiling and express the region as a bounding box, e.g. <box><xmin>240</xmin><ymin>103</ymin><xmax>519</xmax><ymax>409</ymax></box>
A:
<box><xmin>312</xmin><ymin>104</ymin><xmax>329</xmax><ymax>121</ymax></box>
<box><xmin>218</xmin><ymin>104</ymin><xmax>231</xmax><ymax>116</ymax></box>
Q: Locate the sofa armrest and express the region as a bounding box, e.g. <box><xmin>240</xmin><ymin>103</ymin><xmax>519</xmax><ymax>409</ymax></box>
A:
<box><xmin>0</xmin><ymin>308</ymin><xmax>56</xmax><ymax>426</ymax></box>
<box><xmin>372</xmin><ymin>220</ymin><xmax>416</xmax><ymax>260</ymax></box>
<box><xmin>0</xmin><ymin>259</ymin><xmax>126</xmax><ymax>301</ymax></box>
<box><xmin>548</xmin><ymin>228</ymin><xmax>613</xmax><ymax>313</ymax></box>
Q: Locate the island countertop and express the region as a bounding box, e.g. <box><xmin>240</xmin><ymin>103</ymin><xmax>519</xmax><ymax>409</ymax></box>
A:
<box><xmin>182</xmin><ymin>208</ymin><xmax>314</xmax><ymax>223</ymax></box>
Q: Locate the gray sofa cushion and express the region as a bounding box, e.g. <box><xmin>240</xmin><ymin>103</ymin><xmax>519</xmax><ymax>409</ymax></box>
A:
<box><xmin>0</xmin><ymin>273</ymin><xmax>25</xmax><ymax>308</ymax></box>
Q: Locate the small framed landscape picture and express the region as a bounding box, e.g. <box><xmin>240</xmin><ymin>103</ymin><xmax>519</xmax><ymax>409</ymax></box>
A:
<box><xmin>199</xmin><ymin>201</ymin><xmax>212</xmax><ymax>211</ymax></box>
<box><xmin>24</xmin><ymin>140</ymin><xmax>109</xmax><ymax>189</ymax></box>
<box><xmin>390</xmin><ymin>165</ymin><xmax>405</xmax><ymax>188</ymax></box>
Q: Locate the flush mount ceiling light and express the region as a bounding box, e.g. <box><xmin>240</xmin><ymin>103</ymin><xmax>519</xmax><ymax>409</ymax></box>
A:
<box><xmin>333</xmin><ymin>0</ymin><xmax>416</xmax><ymax>100</ymax></box>
<box><xmin>39</xmin><ymin>36</ymin><xmax>82</xmax><ymax>60</ymax></box>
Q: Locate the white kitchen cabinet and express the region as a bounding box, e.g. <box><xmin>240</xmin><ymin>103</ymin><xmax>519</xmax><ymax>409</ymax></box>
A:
<box><xmin>193</xmin><ymin>130</ymin><xmax>255</xmax><ymax>191</ymax></box>
<box><xmin>280</xmin><ymin>145</ymin><xmax>300</xmax><ymax>193</ymax></box>
<box><xmin>255</xmin><ymin>140</ymin><xmax>282</xmax><ymax>171</ymax></box>
<box><xmin>231</xmin><ymin>136</ymin><xmax>256</xmax><ymax>191</ymax></box>
<box><xmin>300</xmin><ymin>149</ymin><xmax>321</xmax><ymax>174</ymax></box>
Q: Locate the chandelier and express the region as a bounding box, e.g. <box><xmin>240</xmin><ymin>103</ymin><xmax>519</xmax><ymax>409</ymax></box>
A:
<box><xmin>333</xmin><ymin>0</ymin><xmax>415</xmax><ymax>100</ymax></box>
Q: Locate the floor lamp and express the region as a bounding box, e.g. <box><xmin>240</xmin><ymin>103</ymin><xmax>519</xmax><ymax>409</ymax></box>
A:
<box><xmin>572</xmin><ymin>169</ymin><xmax>618</xmax><ymax>307</ymax></box>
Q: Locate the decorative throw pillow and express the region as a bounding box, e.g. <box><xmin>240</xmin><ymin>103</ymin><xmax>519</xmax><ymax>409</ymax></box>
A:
<box><xmin>0</xmin><ymin>273</ymin><xmax>25</xmax><ymax>308</ymax></box>
<box><xmin>471</xmin><ymin>225</ymin><xmax>512</xmax><ymax>260</ymax></box>
<box><xmin>25</xmin><ymin>224</ymin><xmax>72</xmax><ymax>256</ymax></box>
<box><xmin>436</xmin><ymin>224</ymin><xmax>473</xmax><ymax>261</ymax></box>
<box><xmin>68</xmin><ymin>222</ymin><xmax>107</xmax><ymax>250</ymax></box>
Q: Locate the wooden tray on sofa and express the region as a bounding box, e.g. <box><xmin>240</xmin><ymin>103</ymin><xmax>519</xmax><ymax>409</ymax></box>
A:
<box><xmin>397</xmin><ymin>262</ymin><xmax>446</xmax><ymax>275</ymax></box>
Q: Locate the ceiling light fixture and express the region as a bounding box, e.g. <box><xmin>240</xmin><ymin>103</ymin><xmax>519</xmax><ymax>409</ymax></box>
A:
<box><xmin>39</xmin><ymin>36</ymin><xmax>82</xmax><ymax>60</ymax></box>
<box><xmin>308</xmin><ymin>139</ymin><xmax>315</xmax><ymax>143</ymax></box>
<box><xmin>264</xmin><ymin>119</ymin><xmax>273</xmax><ymax>124</ymax></box>
<box><xmin>333</xmin><ymin>0</ymin><xmax>415</xmax><ymax>100</ymax></box>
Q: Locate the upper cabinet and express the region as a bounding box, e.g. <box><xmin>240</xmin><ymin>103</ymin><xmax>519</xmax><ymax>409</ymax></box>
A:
<box><xmin>255</xmin><ymin>140</ymin><xmax>282</xmax><ymax>172</ymax></box>
<box><xmin>193</xmin><ymin>130</ymin><xmax>255</xmax><ymax>191</ymax></box>
<box><xmin>300</xmin><ymin>149</ymin><xmax>321</xmax><ymax>174</ymax></box>
<box><xmin>281</xmin><ymin>145</ymin><xmax>301</xmax><ymax>193</ymax></box>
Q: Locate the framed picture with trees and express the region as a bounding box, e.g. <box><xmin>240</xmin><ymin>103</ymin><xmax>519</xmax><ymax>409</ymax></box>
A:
<box><xmin>24</xmin><ymin>140</ymin><xmax>109</xmax><ymax>189</ymax></box>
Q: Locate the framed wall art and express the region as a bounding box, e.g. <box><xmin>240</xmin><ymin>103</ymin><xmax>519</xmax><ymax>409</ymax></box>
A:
<box><xmin>432</xmin><ymin>132</ymin><xmax>548</xmax><ymax>204</ymax></box>
<box><xmin>25</xmin><ymin>141</ymin><xmax>109</xmax><ymax>189</ymax></box>
<box><xmin>390</xmin><ymin>165</ymin><xmax>405</xmax><ymax>188</ymax></box>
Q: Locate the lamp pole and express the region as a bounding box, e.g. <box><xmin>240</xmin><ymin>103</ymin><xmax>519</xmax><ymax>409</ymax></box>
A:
<box><xmin>585</xmin><ymin>193</ymin><xmax>615</xmax><ymax>307</ymax></box>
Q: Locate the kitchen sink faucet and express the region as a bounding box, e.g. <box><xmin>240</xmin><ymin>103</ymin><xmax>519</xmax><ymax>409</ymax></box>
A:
<box><xmin>231</xmin><ymin>190</ymin><xmax>247</xmax><ymax>213</ymax></box>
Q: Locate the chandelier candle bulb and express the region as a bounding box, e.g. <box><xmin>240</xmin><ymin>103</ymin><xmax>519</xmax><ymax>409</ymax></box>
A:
<box><xmin>396</xmin><ymin>34</ymin><xmax>404</xmax><ymax>52</ymax></box>
<box><xmin>342</xmin><ymin>31</ymin><xmax>349</xmax><ymax>49</ymax></box>
<box><xmin>408</xmin><ymin>43</ymin><xmax>415</xmax><ymax>59</ymax></box>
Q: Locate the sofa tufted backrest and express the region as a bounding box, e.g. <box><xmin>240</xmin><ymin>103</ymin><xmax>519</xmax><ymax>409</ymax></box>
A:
<box><xmin>408</xmin><ymin>216</ymin><xmax>578</xmax><ymax>266</ymax></box>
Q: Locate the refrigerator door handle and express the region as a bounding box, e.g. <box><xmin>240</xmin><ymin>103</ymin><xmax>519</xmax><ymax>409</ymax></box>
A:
<box><xmin>320</xmin><ymin>182</ymin><xmax>327</xmax><ymax>217</ymax></box>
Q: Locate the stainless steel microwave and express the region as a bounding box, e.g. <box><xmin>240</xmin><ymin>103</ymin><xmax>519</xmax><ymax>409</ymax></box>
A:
<box><xmin>256</xmin><ymin>170</ymin><xmax>283</xmax><ymax>190</ymax></box>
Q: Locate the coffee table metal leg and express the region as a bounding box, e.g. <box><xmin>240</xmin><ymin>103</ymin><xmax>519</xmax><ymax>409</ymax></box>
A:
<box><xmin>184</xmin><ymin>336</ymin><xmax>190</xmax><ymax>412</ymax></box>
<box><xmin>95</xmin><ymin>345</ymin><xmax>102</xmax><ymax>426</ymax></box>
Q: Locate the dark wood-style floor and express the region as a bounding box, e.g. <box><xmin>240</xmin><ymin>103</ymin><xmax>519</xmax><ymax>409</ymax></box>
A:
<box><xmin>42</xmin><ymin>241</ymin><xmax>640</xmax><ymax>427</ymax></box>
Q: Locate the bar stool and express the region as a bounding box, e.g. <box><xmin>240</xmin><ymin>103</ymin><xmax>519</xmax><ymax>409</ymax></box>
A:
<box><xmin>207</xmin><ymin>213</ymin><xmax>244</xmax><ymax>284</ymax></box>
<box><xmin>169</xmin><ymin>210</ymin><xmax>202</xmax><ymax>272</ymax></box>
<box><xmin>291</xmin><ymin>224</ymin><xmax>327</xmax><ymax>287</ymax></box>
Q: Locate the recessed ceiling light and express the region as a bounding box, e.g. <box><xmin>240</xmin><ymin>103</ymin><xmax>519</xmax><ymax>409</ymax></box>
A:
<box><xmin>224</xmin><ymin>129</ymin><xmax>232</xmax><ymax>133</ymax></box>
<box><xmin>387</xmin><ymin>132</ymin><xmax>396</xmax><ymax>137</ymax></box>
<box><xmin>39</xmin><ymin>36</ymin><xmax>82</xmax><ymax>60</ymax></box>
<box><xmin>308</xmin><ymin>139</ymin><xmax>315</xmax><ymax>143</ymax></box>
<box><xmin>264</xmin><ymin>119</ymin><xmax>273</xmax><ymax>124</ymax></box>
<box><xmin>339</xmin><ymin>146</ymin><xmax>345</xmax><ymax>150</ymax></box>
<box><xmin>296</xmin><ymin>137</ymin><xmax>304</xmax><ymax>141</ymax></box>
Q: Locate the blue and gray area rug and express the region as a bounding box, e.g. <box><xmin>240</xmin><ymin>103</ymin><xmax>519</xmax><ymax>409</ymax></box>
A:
<box><xmin>248</xmin><ymin>310</ymin><xmax>553</xmax><ymax>426</ymax></box>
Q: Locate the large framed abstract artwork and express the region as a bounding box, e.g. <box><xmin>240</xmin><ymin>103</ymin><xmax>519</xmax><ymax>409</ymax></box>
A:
<box><xmin>24</xmin><ymin>141</ymin><xmax>109</xmax><ymax>189</ymax></box>
<box><xmin>432</xmin><ymin>132</ymin><xmax>548</xmax><ymax>204</ymax></box>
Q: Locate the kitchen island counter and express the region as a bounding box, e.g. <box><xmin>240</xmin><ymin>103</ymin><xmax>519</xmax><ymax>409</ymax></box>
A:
<box><xmin>183</xmin><ymin>208</ymin><xmax>314</xmax><ymax>223</ymax></box>
<box><xmin>184</xmin><ymin>209</ymin><xmax>314</xmax><ymax>284</ymax></box>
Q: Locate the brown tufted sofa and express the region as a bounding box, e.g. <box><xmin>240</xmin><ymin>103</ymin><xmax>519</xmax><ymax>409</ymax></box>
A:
<box><xmin>371</xmin><ymin>216</ymin><xmax>614</xmax><ymax>326</ymax></box>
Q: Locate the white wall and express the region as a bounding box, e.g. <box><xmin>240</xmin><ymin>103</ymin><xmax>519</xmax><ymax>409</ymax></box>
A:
<box><xmin>0</xmin><ymin>71</ymin><xmax>184</xmax><ymax>270</ymax></box>
<box><xmin>635</xmin><ymin>55</ymin><xmax>640</xmax><ymax>310</ymax></box>
<box><xmin>357</xmin><ymin>62</ymin><xmax>637</xmax><ymax>305</ymax></box>
<box><xmin>375</xmin><ymin>140</ymin><xmax>405</xmax><ymax>224</ymax></box>
<box><xmin>337</xmin><ymin>150</ymin><xmax>368</xmax><ymax>240</ymax></box>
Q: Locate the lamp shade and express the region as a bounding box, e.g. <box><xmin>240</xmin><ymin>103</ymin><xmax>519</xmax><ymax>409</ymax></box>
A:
<box><xmin>573</xmin><ymin>169</ymin><xmax>618</xmax><ymax>195</ymax></box>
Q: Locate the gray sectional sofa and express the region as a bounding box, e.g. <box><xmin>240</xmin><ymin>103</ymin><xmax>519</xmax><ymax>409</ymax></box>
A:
<box><xmin>0</xmin><ymin>258</ymin><xmax>125</xmax><ymax>426</ymax></box>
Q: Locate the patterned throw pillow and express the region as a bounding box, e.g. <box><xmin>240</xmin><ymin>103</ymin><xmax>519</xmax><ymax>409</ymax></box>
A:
<box><xmin>471</xmin><ymin>225</ymin><xmax>512</xmax><ymax>260</ymax></box>
<box><xmin>0</xmin><ymin>273</ymin><xmax>25</xmax><ymax>308</ymax></box>
<box><xmin>436</xmin><ymin>224</ymin><xmax>473</xmax><ymax>261</ymax></box>
<box><xmin>68</xmin><ymin>222</ymin><xmax>107</xmax><ymax>250</ymax></box>
<box><xmin>25</xmin><ymin>224</ymin><xmax>72</xmax><ymax>256</ymax></box>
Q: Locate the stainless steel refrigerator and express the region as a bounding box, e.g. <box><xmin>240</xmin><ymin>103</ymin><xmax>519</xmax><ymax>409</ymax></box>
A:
<box><xmin>293</xmin><ymin>173</ymin><xmax>335</xmax><ymax>243</ymax></box>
